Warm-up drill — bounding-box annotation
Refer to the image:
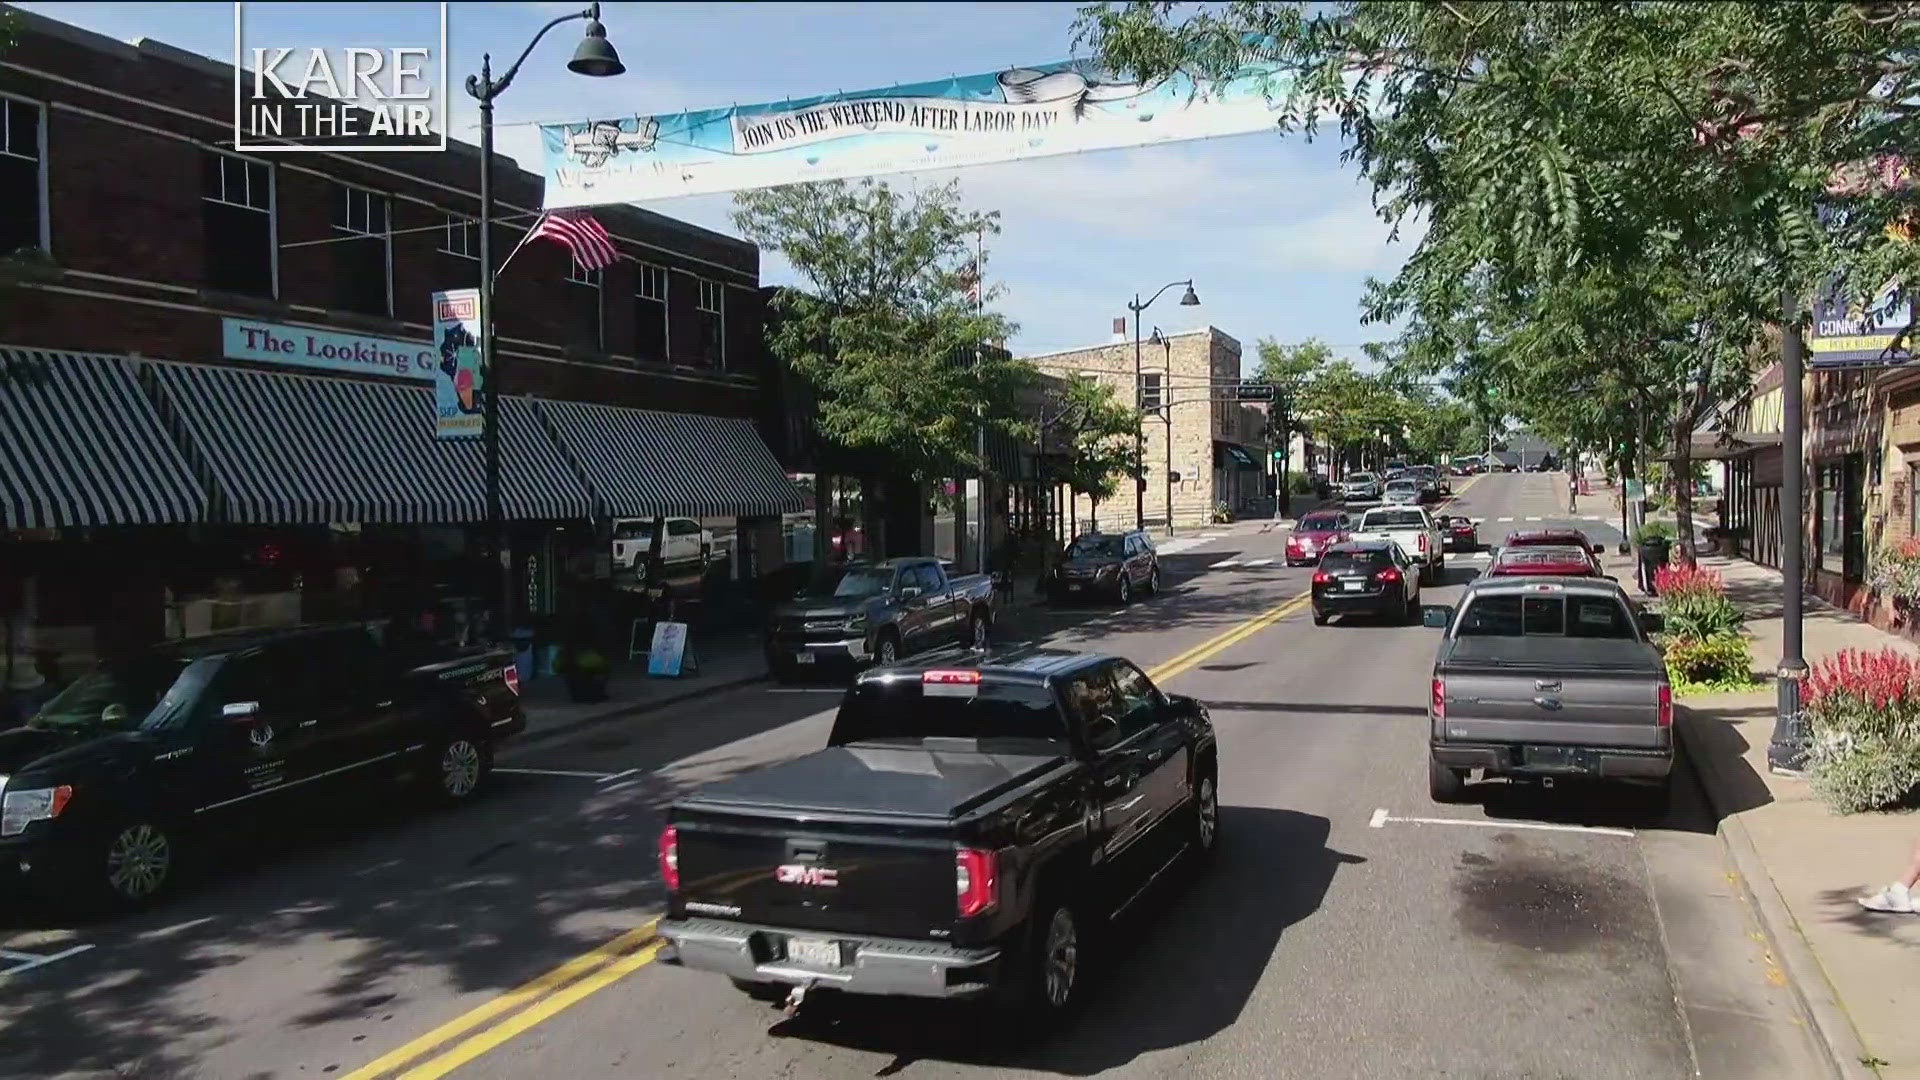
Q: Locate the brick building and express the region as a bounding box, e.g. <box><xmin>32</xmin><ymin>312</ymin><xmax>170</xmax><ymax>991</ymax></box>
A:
<box><xmin>1024</xmin><ymin>327</ymin><xmax>1269</xmax><ymax>531</ymax></box>
<box><xmin>0</xmin><ymin>6</ymin><xmax>802</xmax><ymax>681</ymax></box>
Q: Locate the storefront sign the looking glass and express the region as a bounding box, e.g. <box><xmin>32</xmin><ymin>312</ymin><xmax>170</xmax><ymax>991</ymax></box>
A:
<box><xmin>221</xmin><ymin>318</ymin><xmax>438</xmax><ymax>382</ymax></box>
<box><xmin>432</xmin><ymin>288</ymin><xmax>486</xmax><ymax>440</ymax></box>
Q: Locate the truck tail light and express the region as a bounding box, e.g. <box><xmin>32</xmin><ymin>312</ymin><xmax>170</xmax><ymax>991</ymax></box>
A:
<box><xmin>1657</xmin><ymin>684</ymin><xmax>1673</xmax><ymax>729</ymax></box>
<box><xmin>956</xmin><ymin>847</ymin><xmax>998</xmax><ymax>918</ymax></box>
<box><xmin>1432</xmin><ymin>677</ymin><xmax>1445</xmax><ymax>720</ymax></box>
<box><xmin>502</xmin><ymin>666</ymin><xmax>521</xmax><ymax>696</ymax></box>
<box><xmin>1418</xmin><ymin>533</ymin><xmax>1429</xmax><ymax>552</ymax></box>
<box><xmin>658</xmin><ymin>825</ymin><xmax>680</xmax><ymax>892</ymax></box>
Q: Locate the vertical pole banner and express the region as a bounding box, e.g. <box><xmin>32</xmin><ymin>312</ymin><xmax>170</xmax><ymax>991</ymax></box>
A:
<box><xmin>433</xmin><ymin>288</ymin><xmax>485</xmax><ymax>440</ymax></box>
<box><xmin>538</xmin><ymin>59</ymin><xmax>1295</xmax><ymax>207</ymax></box>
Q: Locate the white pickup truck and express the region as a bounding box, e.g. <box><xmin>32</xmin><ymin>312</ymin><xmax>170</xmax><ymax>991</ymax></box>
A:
<box><xmin>1354</xmin><ymin>506</ymin><xmax>1444</xmax><ymax>574</ymax></box>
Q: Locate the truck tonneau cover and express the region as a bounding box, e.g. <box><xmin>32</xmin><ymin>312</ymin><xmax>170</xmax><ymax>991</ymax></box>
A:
<box><xmin>678</xmin><ymin>742</ymin><xmax>1071</xmax><ymax>820</ymax></box>
<box><xmin>1444</xmin><ymin>635</ymin><xmax>1664</xmax><ymax>673</ymax></box>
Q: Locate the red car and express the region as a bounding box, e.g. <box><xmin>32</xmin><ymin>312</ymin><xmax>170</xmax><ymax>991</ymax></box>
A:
<box><xmin>1502</xmin><ymin>527</ymin><xmax>1600</xmax><ymax>554</ymax></box>
<box><xmin>1286</xmin><ymin>511</ymin><xmax>1354</xmax><ymax>567</ymax></box>
<box><xmin>1484</xmin><ymin>544</ymin><xmax>1603</xmax><ymax>578</ymax></box>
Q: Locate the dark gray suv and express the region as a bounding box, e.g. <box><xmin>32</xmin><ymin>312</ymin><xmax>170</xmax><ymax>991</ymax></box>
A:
<box><xmin>1048</xmin><ymin>529</ymin><xmax>1162</xmax><ymax>604</ymax></box>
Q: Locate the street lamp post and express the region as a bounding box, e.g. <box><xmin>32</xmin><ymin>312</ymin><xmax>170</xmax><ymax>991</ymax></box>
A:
<box><xmin>466</xmin><ymin>3</ymin><xmax>623</xmax><ymax>640</ymax></box>
<box><xmin>1129</xmin><ymin>281</ymin><xmax>1199</xmax><ymax>531</ymax></box>
<box><xmin>1769</xmin><ymin>292</ymin><xmax>1810</xmax><ymax>774</ymax></box>
<box><xmin>1150</xmin><ymin>328</ymin><xmax>1174</xmax><ymax>534</ymax></box>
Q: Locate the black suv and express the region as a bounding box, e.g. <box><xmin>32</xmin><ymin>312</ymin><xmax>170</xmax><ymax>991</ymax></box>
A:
<box><xmin>0</xmin><ymin>624</ymin><xmax>521</xmax><ymax>909</ymax></box>
<box><xmin>1047</xmin><ymin>529</ymin><xmax>1161</xmax><ymax>604</ymax></box>
<box><xmin>1311</xmin><ymin>540</ymin><xmax>1423</xmax><ymax>625</ymax></box>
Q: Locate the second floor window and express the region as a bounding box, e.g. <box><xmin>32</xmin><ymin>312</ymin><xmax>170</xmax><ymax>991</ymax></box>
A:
<box><xmin>0</xmin><ymin>96</ymin><xmax>45</xmax><ymax>256</ymax></box>
<box><xmin>202</xmin><ymin>151</ymin><xmax>274</xmax><ymax>297</ymax></box>
<box><xmin>332</xmin><ymin>185</ymin><xmax>391</xmax><ymax>317</ymax></box>
<box><xmin>1140</xmin><ymin>372</ymin><xmax>1164</xmax><ymax>414</ymax></box>
<box><xmin>696</xmin><ymin>278</ymin><xmax>725</xmax><ymax>369</ymax></box>
<box><xmin>634</xmin><ymin>263</ymin><xmax>668</xmax><ymax>362</ymax></box>
<box><xmin>568</xmin><ymin>260</ymin><xmax>603</xmax><ymax>352</ymax></box>
<box><xmin>440</xmin><ymin>214</ymin><xmax>478</xmax><ymax>259</ymax></box>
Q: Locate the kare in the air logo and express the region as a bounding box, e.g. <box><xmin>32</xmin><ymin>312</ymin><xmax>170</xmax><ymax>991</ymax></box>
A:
<box><xmin>232</xmin><ymin>2</ymin><xmax>448</xmax><ymax>153</ymax></box>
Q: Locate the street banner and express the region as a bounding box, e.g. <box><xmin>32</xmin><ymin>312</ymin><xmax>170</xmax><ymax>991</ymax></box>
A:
<box><xmin>1808</xmin><ymin>277</ymin><xmax>1914</xmax><ymax>369</ymax></box>
<box><xmin>432</xmin><ymin>288</ymin><xmax>484</xmax><ymax>439</ymax></box>
<box><xmin>537</xmin><ymin>59</ymin><xmax>1292</xmax><ymax>207</ymax></box>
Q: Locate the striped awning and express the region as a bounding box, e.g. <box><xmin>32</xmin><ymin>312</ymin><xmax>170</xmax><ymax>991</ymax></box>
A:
<box><xmin>0</xmin><ymin>347</ymin><xmax>209</xmax><ymax>528</ymax></box>
<box><xmin>537</xmin><ymin>399</ymin><xmax>806</xmax><ymax>519</ymax></box>
<box><xmin>146</xmin><ymin>361</ymin><xmax>592</xmax><ymax>525</ymax></box>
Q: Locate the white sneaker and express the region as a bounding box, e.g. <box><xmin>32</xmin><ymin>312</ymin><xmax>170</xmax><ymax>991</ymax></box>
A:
<box><xmin>1859</xmin><ymin>883</ymin><xmax>1917</xmax><ymax>913</ymax></box>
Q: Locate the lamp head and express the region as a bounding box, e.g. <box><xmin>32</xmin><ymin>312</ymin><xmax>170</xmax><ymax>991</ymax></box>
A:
<box><xmin>1178</xmin><ymin>283</ymin><xmax>1200</xmax><ymax>307</ymax></box>
<box><xmin>568</xmin><ymin>16</ymin><xmax>625</xmax><ymax>77</ymax></box>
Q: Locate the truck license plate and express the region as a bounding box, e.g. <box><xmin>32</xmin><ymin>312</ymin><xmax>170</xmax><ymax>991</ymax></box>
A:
<box><xmin>1066</xmin><ymin>583</ymin><xmax>1082</xmax><ymax>592</ymax></box>
<box><xmin>795</xmin><ymin>651</ymin><xmax>816</xmax><ymax>664</ymax></box>
<box><xmin>786</xmin><ymin>936</ymin><xmax>841</xmax><ymax>968</ymax></box>
<box><xmin>1523</xmin><ymin>745</ymin><xmax>1590</xmax><ymax>771</ymax></box>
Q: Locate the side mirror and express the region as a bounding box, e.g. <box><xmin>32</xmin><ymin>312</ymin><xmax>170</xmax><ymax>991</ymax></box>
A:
<box><xmin>1592</xmin><ymin>542</ymin><xmax>1605</xmax><ymax>554</ymax></box>
<box><xmin>222</xmin><ymin>701</ymin><xmax>261</xmax><ymax>721</ymax></box>
<box><xmin>1420</xmin><ymin>605</ymin><xmax>1454</xmax><ymax>629</ymax></box>
<box><xmin>899</xmin><ymin>586</ymin><xmax>923</xmax><ymax>600</ymax></box>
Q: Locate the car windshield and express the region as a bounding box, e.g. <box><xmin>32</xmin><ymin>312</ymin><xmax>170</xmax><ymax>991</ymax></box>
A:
<box><xmin>1363</xmin><ymin>510</ymin><xmax>1427</xmax><ymax>528</ymax></box>
<box><xmin>810</xmin><ymin>566</ymin><xmax>893</xmax><ymax>599</ymax></box>
<box><xmin>1300</xmin><ymin>515</ymin><xmax>1344</xmax><ymax>531</ymax></box>
<box><xmin>1322</xmin><ymin>549</ymin><xmax>1393</xmax><ymax>573</ymax></box>
<box><xmin>1347</xmin><ymin>472</ymin><xmax>1375</xmax><ymax>484</ymax></box>
<box><xmin>1456</xmin><ymin>594</ymin><xmax>1637</xmax><ymax>638</ymax></box>
<box><xmin>32</xmin><ymin>655</ymin><xmax>213</xmax><ymax>732</ymax></box>
<box><xmin>1387</xmin><ymin>480</ymin><xmax>1418</xmax><ymax>490</ymax></box>
<box><xmin>828</xmin><ymin>679</ymin><xmax>1070</xmax><ymax>744</ymax></box>
<box><xmin>1067</xmin><ymin>535</ymin><xmax>1124</xmax><ymax>558</ymax></box>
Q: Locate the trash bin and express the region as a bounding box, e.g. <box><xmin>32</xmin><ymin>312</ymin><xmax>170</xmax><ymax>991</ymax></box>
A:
<box><xmin>1637</xmin><ymin>537</ymin><xmax>1671</xmax><ymax>595</ymax></box>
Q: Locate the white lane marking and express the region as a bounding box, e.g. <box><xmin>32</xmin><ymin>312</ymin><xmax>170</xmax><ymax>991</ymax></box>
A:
<box><xmin>1582</xmin><ymin>516</ymin><xmax>1603</xmax><ymax>522</ymax></box>
<box><xmin>1496</xmin><ymin>516</ymin><xmax>1514</xmax><ymax>522</ymax></box>
<box><xmin>1525</xmin><ymin>516</ymin><xmax>1543</xmax><ymax>522</ymax></box>
<box><xmin>598</xmin><ymin>768</ymin><xmax>641</xmax><ymax>784</ymax></box>
<box><xmin>1244</xmin><ymin>557</ymin><xmax>1274</xmax><ymax>567</ymax></box>
<box><xmin>0</xmin><ymin>944</ymin><xmax>94</xmax><ymax>978</ymax></box>
<box><xmin>1211</xmin><ymin>559</ymin><xmax>1242</xmax><ymax>569</ymax></box>
<box><xmin>1368</xmin><ymin>809</ymin><xmax>1634</xmax><ymax>838</ymax></box>
<box><xmin>495</xmin><ymin>767</ymin><xmax>616</xmax><ymax>780</ymax></box>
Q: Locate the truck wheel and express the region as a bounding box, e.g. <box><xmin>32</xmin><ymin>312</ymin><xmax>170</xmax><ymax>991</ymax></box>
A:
<box><xmin>425</xmin><ymin>734</ymin><xmax>492</xmax><ymax>804</ymax></box>
<box><xmin>1429</xmin><ymin>756</ymin><xmax>1468</xmax><ymax>804</ymax></box>
<box><xmin>968</xmin><ymin>611</ymin><xmax>991</xmax><ymax>650</ymax></box>
<box><xmin>875</xmin><ymin>630</ymin><xmax>901</xmax><ymax>666</ymax></box>
<box><xmin>93</xmin><ymin>818</ymin><xmax>180</xmax><ymax>911</ymax></box>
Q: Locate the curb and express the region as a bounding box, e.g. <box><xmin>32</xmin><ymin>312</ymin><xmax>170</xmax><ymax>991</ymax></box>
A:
<box><xmin>1674</xmin><ymin>706</ymin><xmax>1882</xmax><ymax>1080</ymax></box>
<box><xmin>512</xmin><ymin>668</ymin><xmax>770</xmax><ymax>751</ymax></box>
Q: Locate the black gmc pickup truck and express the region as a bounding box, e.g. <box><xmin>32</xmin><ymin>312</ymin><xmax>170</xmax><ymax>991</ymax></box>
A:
<box><xmin>0</xmin><ymin>623</ymin><xmax>522</xmax><ymax>909</ymax></box>
<box><xmin>656</xmin><ymin>650</ymin><xmax>1218</xmax><ymax>1027</ymax></box>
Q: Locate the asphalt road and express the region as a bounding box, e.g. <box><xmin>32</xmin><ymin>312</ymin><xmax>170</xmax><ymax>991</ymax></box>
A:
<box><xmin>2</xmin><ymin>474</ymin><xmax>1827</xmax><ymax>1080</ymax></box>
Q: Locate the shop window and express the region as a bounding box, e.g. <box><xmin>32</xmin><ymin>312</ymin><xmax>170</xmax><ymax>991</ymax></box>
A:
<box><xmin>202</xmin><ymin>150</ymin><xmax>275</xmax><ymax>297</ymax></box>
<box><xmin>1818</xmin><ymin>458</ymin><xmax>1865</xmax><ymax>578</ymax></box>
<box><xmin>567</xmin><ymin>259</ymin><xmax>603</xmax><ymax>352</ymax></box>
<box><xmin>696</xmin><ymin>278</ymin><xmax>725</xmax><ymax>368</ymax></box>
<box><xmin>440</xmin><ymin>214</ymin><xmax>478</xmax><ymax>259</ymax></box>
<box><xmin>0</xmin><ymin>95</ymin><xmax>46</xmax><ymax>255</ymax></box>
<box><xmin>634</xmin><ymin>263</ymin><xmax>668</xmax><ymax>362</ymax></box>
<box><xmin>332</xmin><ymin>184</ymin><xmax>391</xmax><ymax>317</ymax></box>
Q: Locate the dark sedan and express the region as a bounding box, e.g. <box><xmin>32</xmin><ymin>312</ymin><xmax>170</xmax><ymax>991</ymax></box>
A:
<box><xmin>1311</xmin><ymin>540</ymin><xmax>1422</xmax><ymax>625</ymax></box>
<box><xmin>1047</xmin><ymin>529</ymin><xmax>1161</xmax><ymax>604</ymax></box>
<box><xmin>1436</xmin><ymin>514</ymin><xmax>1480</xmax><ymax>551</ymax></box>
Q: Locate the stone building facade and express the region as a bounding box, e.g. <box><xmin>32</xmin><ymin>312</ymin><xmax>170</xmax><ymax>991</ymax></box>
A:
<box><xmin>1024</xmin><ymin>327</ymin><xmax>1268</xmax><ymax>532</ymax></box>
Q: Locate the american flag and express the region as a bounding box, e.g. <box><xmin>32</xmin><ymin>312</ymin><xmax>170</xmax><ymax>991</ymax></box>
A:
<box><xmin>532</xmin><ymin>210</ymin><xmax>619</xmax><ymax>271</ymax></box>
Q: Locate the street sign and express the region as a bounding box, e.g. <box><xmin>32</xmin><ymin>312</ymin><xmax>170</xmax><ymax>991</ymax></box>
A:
<box><xmin>1236</xmin><ymin>381</ymin><xmax>1276</xmax><ymax>402</ymax></box>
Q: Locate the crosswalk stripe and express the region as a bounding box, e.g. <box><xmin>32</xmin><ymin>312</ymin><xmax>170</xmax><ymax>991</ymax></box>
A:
<box><xmin>1211</xmin><ymin>559</ymin><xmax>1241</xmax><ymax>568</ymax></box>
<box><xmin>1496</xmin><ymin>516</ymin><xmax>1513</xmax><ymax>522</ymax></box>
<box><xmin>1244</xmin><ymin>557</ymin><xmax>1274</xmax><ymax>567</ymax></box>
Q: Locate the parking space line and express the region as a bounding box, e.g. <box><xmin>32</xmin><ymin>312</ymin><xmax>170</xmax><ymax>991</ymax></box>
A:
<box><xmin>494</xmin><ymin>767</ymin><xmax>617</xmax><ymax>780</ymax></box>
<box><xmin>0</xmin><ymin>943</ymin><xmax>95</xmax><ymax>978</ymax></box>
<box><xmin>1369</xmin><ymin>808</ymin><xmax>1634</xmax><ymax>837</ymax></box>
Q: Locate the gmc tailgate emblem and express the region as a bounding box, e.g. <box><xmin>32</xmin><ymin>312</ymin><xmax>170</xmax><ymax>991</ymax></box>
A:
<box><xmin>775</xmin><ymin>863</ymin><xmax>839</xmax><ymax>887</ymax></box>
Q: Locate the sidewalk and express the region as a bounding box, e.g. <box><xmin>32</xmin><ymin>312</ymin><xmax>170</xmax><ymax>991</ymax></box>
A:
<box><xmin>1667</xmin><ymin>553</ymin><xmax>1920</xmax><ymax>1080</ymax></box>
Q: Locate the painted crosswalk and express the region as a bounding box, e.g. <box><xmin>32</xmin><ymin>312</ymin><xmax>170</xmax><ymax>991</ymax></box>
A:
<box><xmin>1244</xmin><ymin>557</ymin><xmax>1274</xmax><ymax>567</ymax></box>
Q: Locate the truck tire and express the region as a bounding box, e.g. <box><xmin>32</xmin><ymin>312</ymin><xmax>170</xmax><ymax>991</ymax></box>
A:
<box><xmin>1429</xmin><ymin>756</ymin><xmax>1468</xmax><ymax>804</ymax></box>
<box><xmin>1001</xmin><ymin>896</ymin><xmax>1086</xmax><ymax>1037</ymax></box>
<box><xmin>967</xmin><ymin>610</ymin><xmax>991</xmax><ymax>650</ymax></box>
<box><xmin>84</xmin><ymin>817</ymin><xmax>181</xmax><ymax>912</ymax></box>
<box><xmin>424</xmin><ymin>733</ymin><xmax>493</xmax><ymax>804</ymax></box>
<box><xmin>875</xmin><ymin>630</ymin><xmax>901</xmax><ymax>666</ymax></box>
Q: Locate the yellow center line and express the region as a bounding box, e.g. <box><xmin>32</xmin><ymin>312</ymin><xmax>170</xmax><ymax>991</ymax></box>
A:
<box><xmin>341</xmin><ymin>482</ymin><xmax>1496</xmax><ymax>1076</ymax></box>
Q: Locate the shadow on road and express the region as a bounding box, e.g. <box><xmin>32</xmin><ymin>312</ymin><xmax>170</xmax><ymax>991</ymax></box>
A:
<box><xmin>758</xmin><ymin>807</ymin><xmax>1360</xmax><ymax>1076</ymax></box>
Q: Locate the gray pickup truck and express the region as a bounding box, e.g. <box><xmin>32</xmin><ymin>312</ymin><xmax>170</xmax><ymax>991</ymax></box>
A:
<box><xmin>766</xmin><ymin>557</ymin><xmax>997</xmax><ymax>680</ymax></box>
<box><xmin>1421</xmin><ymin>576</ymin><xmax>1673</xmax><ymax>808</ymax></box>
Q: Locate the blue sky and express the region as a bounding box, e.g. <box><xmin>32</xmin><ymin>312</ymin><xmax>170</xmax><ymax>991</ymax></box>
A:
<box><xmin>19</xmin><ymin>1</ymin><xmax>1418</xmax><ymax>369</ymax></box>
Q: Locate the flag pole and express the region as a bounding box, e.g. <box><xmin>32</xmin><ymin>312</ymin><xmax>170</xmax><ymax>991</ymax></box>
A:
<box><xmin>493</xmin><ymin>211</ymin><xmax>548</xmax><ymax>284</ymax></box>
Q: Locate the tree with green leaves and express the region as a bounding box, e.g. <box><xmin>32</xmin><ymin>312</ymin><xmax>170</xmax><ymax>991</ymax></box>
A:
<box><xmin>732</xmin><ymin>178</ymin><xmax>1035</xmax><ymax>485</ymax></box>
<box><xmin>1255</xmin><ymin>337</ymin><xmax>1332</xmax><ymax>491</ymax></box>
<box><xmin>1047</xmin><ymin>374</ymin><xmax>1142</xmax><ymax>531</ymax></box>
<box><xmin>1079</xmin><ymin>0</ymin><xmax>1920</xmax><ymax>548</ymax></box>
<box><xmin>1296</xmin><ymin>359</ymin><xmax>1409</xmax><ymax>470</ymax></box>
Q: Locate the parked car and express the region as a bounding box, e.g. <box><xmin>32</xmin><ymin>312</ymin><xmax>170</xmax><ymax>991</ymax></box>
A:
<box><xmin>655</xmin><ymin>651</ymin><xmax>1219</xmax><ymax>1027</ymax></box>
<box><xmin>1311</xmin><ymin>540</ymin><xmax>1423</xmax><ymax>625</ymax></box>
<box><xmin>1436</xmin><ymin>514</ymin><xmax>1480</xmax><ymax>551</ymax></box>
<box><xmin>1286</xmin><ymin>511</ymin><xmax>1353</xmax><ymax>566</ymax></box>
<box><xmin>1484</xmin><ymin>545</ymin><xmax>1603</xmax><ymax>578</ymax></box>
<box><xmin>0</xmin><ymin>624</ymin><xmax>524</xmax><ymax>909</ymax></box>
<box><xmin>1382</xmin><ymin>478</ymin><xmax>1423</xmax><ymax>506</ymax></box>
<box><xmin>1352</xmin><ymin>505</ymin><xmax>1444</xmax><ymax>574</ymax></box>
<box><xmin>1340</xmin><ymin>472</ymin><xmax>1382</xmax><ymax>503</ymax></box>
<box><xmin>766</xmin><ymin>558</ymin><xmax>997</xmax><ymax>678</ymax></box>
<box><xmin>1408</xmin><ymin>464</ymin><xmax>1450</xmax><ymax>498</ymax></box>
<box><xmin>1047</xmin><ymin>530</ymin><xmax>1161</xmax><ymax>604</ymax></box>
<box><xmin>612</xmin><ymin>517</ymin><xmax>712</xmax><ymax>574</ymax></box>
<box><xmin>1422</xmin><ymin>576</ymin><xmax>1673</xmax><ymax>807</ymax></box>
